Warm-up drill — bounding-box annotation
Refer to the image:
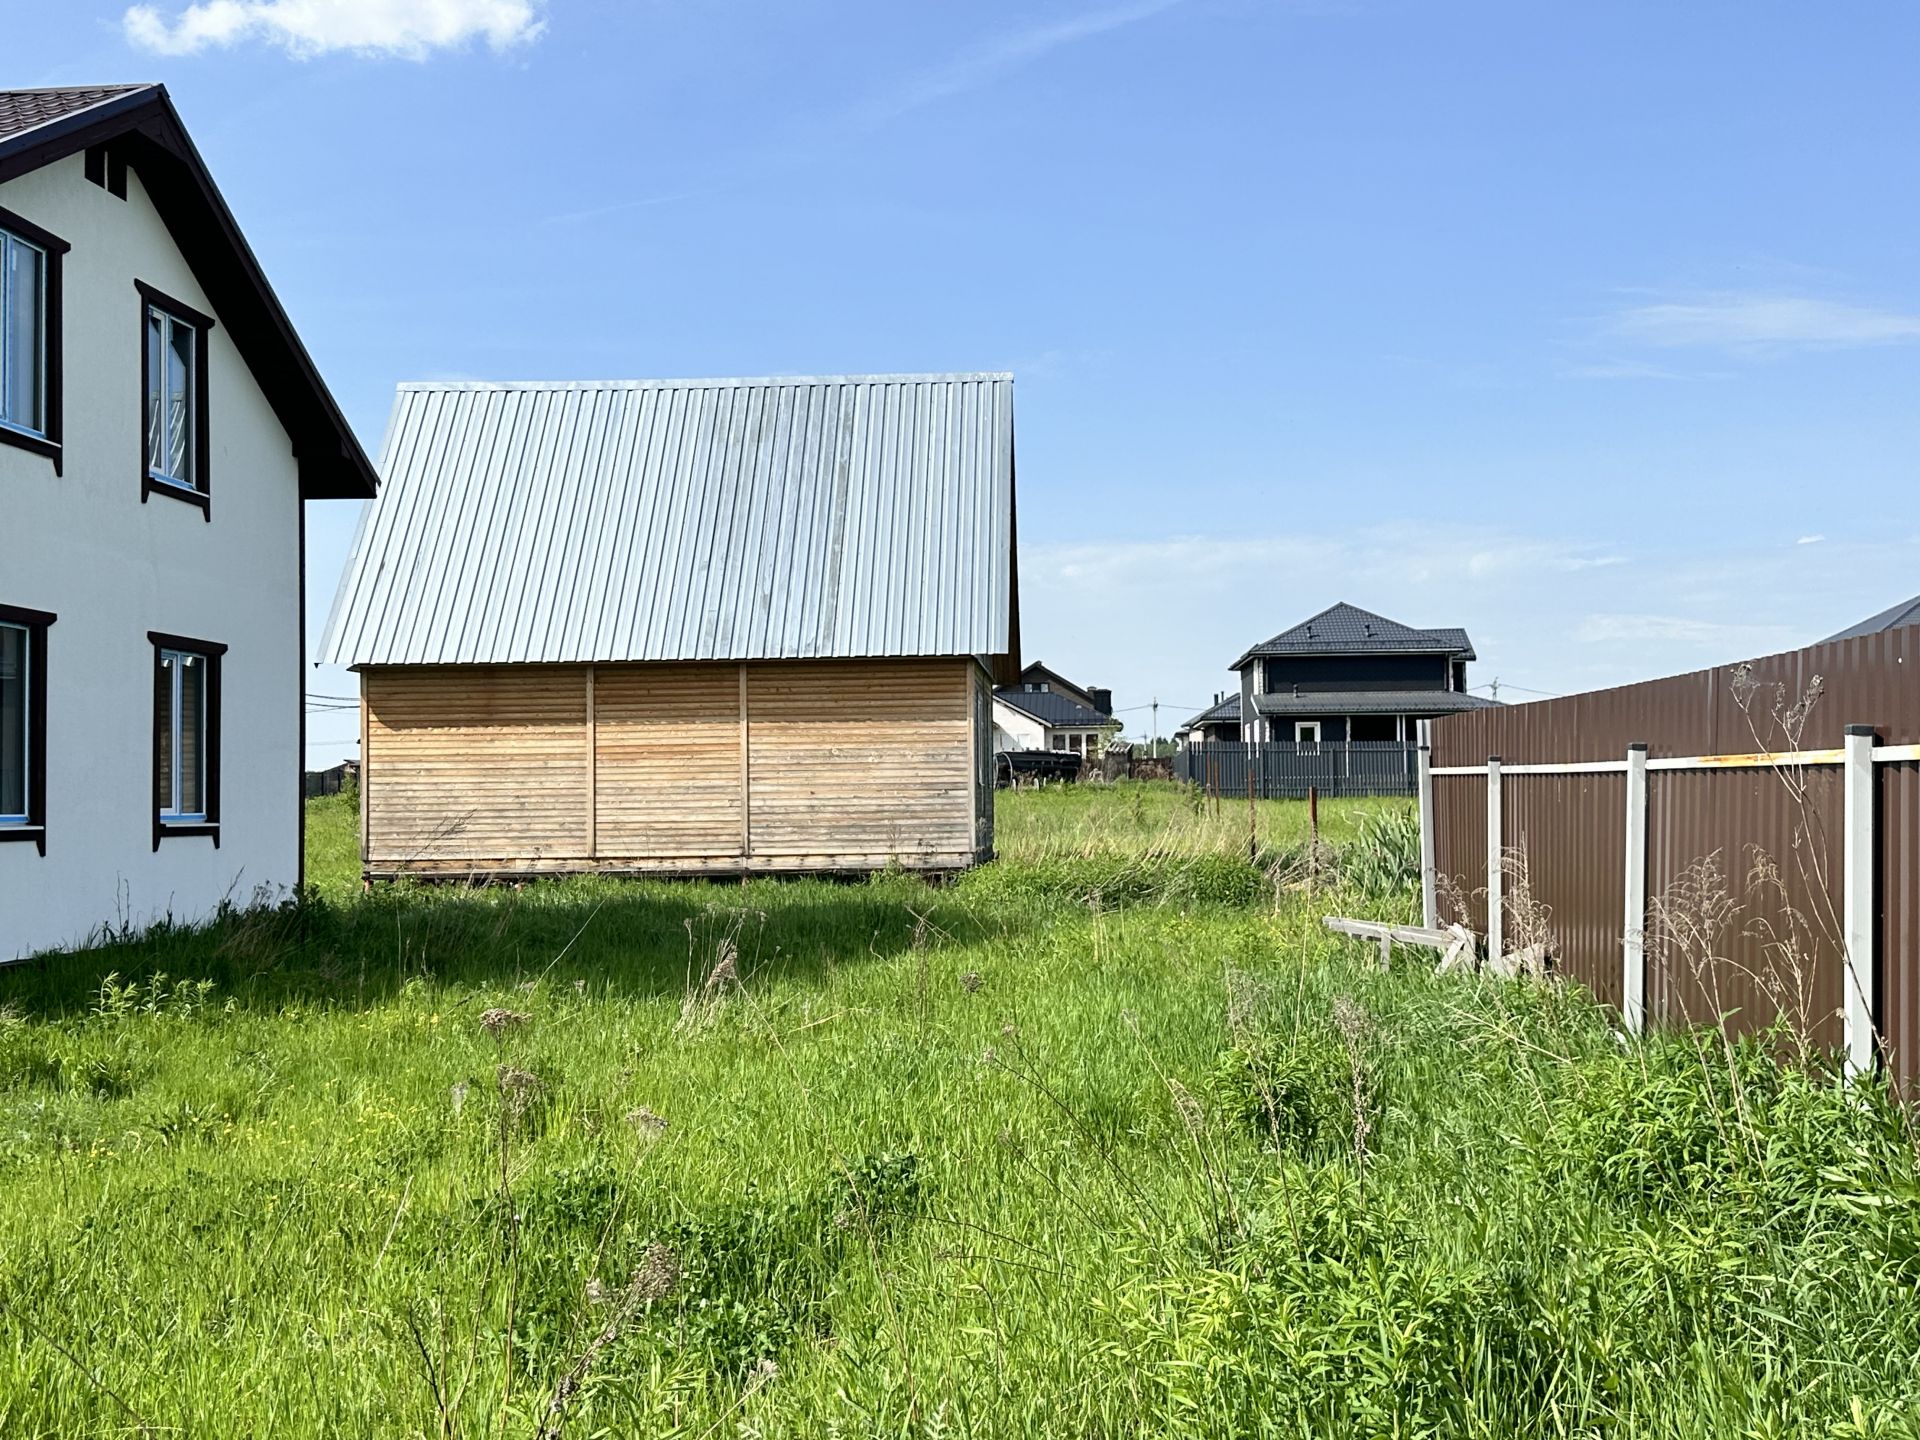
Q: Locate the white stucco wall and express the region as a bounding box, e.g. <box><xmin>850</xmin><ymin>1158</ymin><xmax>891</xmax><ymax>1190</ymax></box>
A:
<box><xmin>990</xmin><ymin>698</ymin><xmax>1047</xmax><ymax>752</ymax></box>
<box><xmin>0</xmin><ymin>154</ymin><xmax>303</xmax><ymax>960</ymax></box>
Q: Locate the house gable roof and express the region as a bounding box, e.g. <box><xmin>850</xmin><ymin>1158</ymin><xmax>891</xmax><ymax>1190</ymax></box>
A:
<box><xmin>323</xmin><ymin>375</ymin><xmax>1019</xmax><ymax>672</ymax></box>
<box><xmin>0</xmin><ymin>84</ymin><xmax>377</xmax><ymax>499</ymax></box>
<box><xmin>993</xmin><ymin>688</ymin><xmax>1111</xmax><ymax>728</ymax></box>
<box><xmin>1233</xmin><ymin>602</ymin><xmax>1475</xmax><ymax>669</ymax></box>
<box><xmin>1823</xmin><ymin>593</ymin><xmax>1920</xmax><ymax>642</ymax></box>
<box><xmin>1005</xmin><ymin>661</ymin><xmax>1102</xmax><ymax>712</ymax></box>
<box><xmin>1180</xmin><ymin>693</ymin><xmax>1241</xmax><ymax>729</ymax></box>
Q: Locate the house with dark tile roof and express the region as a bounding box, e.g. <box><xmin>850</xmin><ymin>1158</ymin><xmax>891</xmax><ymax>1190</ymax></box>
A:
<box><xmin>1</xmin><ymin>84</ymin><xmax>377</xmax><ymax>959</ymax></box>
<box><xmin>991</xmin><ymin>662</ymin><xmax>1117</xmax><ymax>758</ymax></box>
<box><xmin>1181</xmin><ymin>602</ymin><xmax>1498</xmax><ymax>747</ymax></box>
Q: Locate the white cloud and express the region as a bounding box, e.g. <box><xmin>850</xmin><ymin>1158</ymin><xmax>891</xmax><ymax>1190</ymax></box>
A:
<box><xmin>1560</xmin><ymin>360</ymin><xmax>1726</xmax><ymax>382</ymax></box>
<box><xmin>1008</xmin><ymin>525</ymin><xmax>1918</xmax><ymax>739</ymax></box>
<box><xmin>857</xmin><ymin>0</ymin><xmax>1185</xmax><ymax>125</ymax></box>
<box><xmin>1604</xmin><ymin>293</ymin><xmax>1920</xmax><ymax>355</ymax></box>
<box><xmin>123</xmin><ymin>0</ymin><xmax>545</xmax><ymax>59</ymax></box>
<box><xmin>1572</xmin><ymin>612</ymin><xmax>1798</xmax><ymax>651</ymax></box>
<box><xmin>1797</xmin><ymin>534</ymin><xmax>1826</xmax><ymax>545</ymax></box>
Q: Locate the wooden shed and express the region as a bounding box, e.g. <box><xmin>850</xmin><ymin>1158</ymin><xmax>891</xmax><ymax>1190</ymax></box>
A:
<box><xmin>321</xmin><ymin>374</ymin><xmax>1019</xmax><ymax>880</ymax></box>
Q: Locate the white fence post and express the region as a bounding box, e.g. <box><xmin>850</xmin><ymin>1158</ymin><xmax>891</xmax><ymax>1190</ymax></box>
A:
<box><xmin>1486</xmin><ymin>755</ymin><xmax>1503</xmax><ymax>962</ymax></box>
<box><xmin>1417</xmin><ymin>720</ymin><xmax>1437</xmax><ymax>929</ymax></box>
<box><xmin>1622</xmin><ymin>742</ymin><xmax>1648</xmax><ymax>1035</ymax></box>
<box><xmin>1842</xmin><ymin>724</ymin><xmax>1877</xmax><ymax>1078</ymax></box>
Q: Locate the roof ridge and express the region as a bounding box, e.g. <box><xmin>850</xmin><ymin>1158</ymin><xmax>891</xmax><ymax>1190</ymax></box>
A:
<box><xmin>0</xmin><ymin>83</ymin><xmax>156</xmax><ymax>95</ymax></box>
<box><xmin>396</xmin><ymin>372</ymin><xmax>1016</xmax><ymax>392</ymax></box>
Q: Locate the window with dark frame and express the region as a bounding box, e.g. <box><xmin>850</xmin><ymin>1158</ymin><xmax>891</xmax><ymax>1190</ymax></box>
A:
<box><xmin>150</xmin><ymin>632</ymin><xmax>224</xmax><ymax>847</ymax></box>
<box><xmin>0</xmin><ymin>604</ymin><xmax>55</xmax><ymax>855</ymax></box>
<box><xmin>136</xmin><ymin>282</ymin><xmax>213</xmax><ymax>514</ymax></box>
<box><xmin>0</xmin><ymin>206</ymin><xmax>66</xmax><ymax>472</ymax></box>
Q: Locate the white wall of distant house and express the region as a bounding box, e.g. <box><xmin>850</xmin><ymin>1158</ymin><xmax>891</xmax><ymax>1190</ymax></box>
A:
<box><xmin>0</xmin><ymin>154</ymin><xmax>302</xmax><ymax>960</ymax></box>
<box><xmin>991</xmin><ymin>697</ymin><xmax>1047</xmax><ymax>752</ymax></box>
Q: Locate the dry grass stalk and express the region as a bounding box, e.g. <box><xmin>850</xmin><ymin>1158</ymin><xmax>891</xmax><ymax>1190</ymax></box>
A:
<box><xmin>537</xmin><ymin>1243</ymin><xmax>684</xmax><ymax>1438</ymax></box>
<box><xmin>478</xmin><ymin>1007</ymin><xmax>529</xmax><ymax>1039</ymax></box>
<box><xmin>1331</xmin><ymin>995</ymin><xmax>1375</xmax><ymax>1173</ymax></box>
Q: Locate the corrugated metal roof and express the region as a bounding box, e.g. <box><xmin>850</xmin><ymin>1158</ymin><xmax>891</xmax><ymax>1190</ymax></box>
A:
<box><xmin>322</xmin><ymin>374</ymin><xmax>1017</xmax><ymax>667</ymax></box>
<box><xmin>1233</xmin><ymin>602</ymin><xmax>1475</xmax><ymax>667</ymax></box>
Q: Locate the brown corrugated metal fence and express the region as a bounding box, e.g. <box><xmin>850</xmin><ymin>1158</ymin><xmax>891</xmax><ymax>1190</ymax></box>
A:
<box><xmin>1429</xmin><ymin>625</ymin><xmax>1917</xmax><ymax>1089</ymax></box>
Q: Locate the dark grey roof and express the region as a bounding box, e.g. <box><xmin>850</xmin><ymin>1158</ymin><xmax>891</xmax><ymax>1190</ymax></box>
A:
<box><xmin>0</xmin><ymin>84</ymin><xmax>376</xmax><ymax>499</ymax></box>
<box><xmin>1250</xmin><ymin>690</ymin><xmax>1502</xmax><ymax>717</ymax></box>
<box><xmin>994</xmin><ymin>687</ymin><xmax>1113</xmax><ymax>727</ymax></box>
<box><xmin>1233</xmin><ymin>602</ymin><xmax>1475</xmax><ymax>668</ymax></box>
<box><xmin>0</xmin><ymin>85</ymin><xmax>149</xmax><ymax>142</ymax></box>
<box><xmin>1181</xmin><ymin>694</ymin><xmax>1241</xmax><ymax>728</ymax></box>
<box><xmin>1823</xmin><ymin>593</ymin><xmax>1920</xmax><ymax>643</ymax></box>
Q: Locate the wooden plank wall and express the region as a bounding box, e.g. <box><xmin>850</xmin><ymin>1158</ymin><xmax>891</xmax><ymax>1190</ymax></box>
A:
<box><xmin>746</xmin><ymin>661</ymin><xmax>974</xmax><ymax>859</ymax></box>
<box><xmin>594</xmin><ymin>664</ymin><xmax>742</xmax><ymax>859</ymax></box>
<box><xmin>362</xmin><ymin>658</ymin><xmax>985</xmax><ymax>873</ymax></box>
<box><xmin>364</xmin><ymin>666</ymin><xmax>589</xmax><ymax>864</ymax></box>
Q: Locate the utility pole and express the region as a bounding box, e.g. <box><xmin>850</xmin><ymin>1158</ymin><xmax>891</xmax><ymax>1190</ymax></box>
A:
<box><xmin>1151</xmin><ymin>698</ymin><xmax>1159</xmax><ymax>752</ymax></box>
<box><xmin>1489</xmin><ymin>677</ymin><xmax>1500</xmax><ymax>702</ymax></box>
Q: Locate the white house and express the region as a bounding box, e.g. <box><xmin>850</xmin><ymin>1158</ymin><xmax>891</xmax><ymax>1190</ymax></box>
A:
<box><xmin>0</xmin><ymin>85</ymin><xmax>378</xmax><ymax>960</ymax></box>
<box><xmin>990</xmin><ymin>662</ymin><xmax>1117</xmax><ymax>756</ymax></box>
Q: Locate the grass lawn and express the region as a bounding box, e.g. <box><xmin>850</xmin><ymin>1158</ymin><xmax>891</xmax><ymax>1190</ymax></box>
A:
<box><xmin>1</xmin><ymin>784</ymin><xmax>1918</xmax><ymax>1437</ymax></box>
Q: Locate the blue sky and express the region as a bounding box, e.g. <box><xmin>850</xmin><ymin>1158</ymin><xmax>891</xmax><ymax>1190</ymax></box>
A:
<box><xmin>16</xmin><ymin>1</ymin><xmax>1920</xmax><ymax>760</ymax></box>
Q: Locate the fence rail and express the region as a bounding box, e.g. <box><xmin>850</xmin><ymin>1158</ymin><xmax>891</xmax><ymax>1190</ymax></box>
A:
<box><xmin>1175</xmin><ymin>740</ymin><xmax>1418</xmax><ymax>798</ymax></box>
<box><xmin>1423</xmin><ymin>623</ymin><xmax>1919</xmax><ymax>1092</ymax></box>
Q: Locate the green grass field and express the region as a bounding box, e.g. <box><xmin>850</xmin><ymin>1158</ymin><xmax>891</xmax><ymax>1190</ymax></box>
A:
<box><xmin>2</xmin><ymin>784</ymin><xmax>1918</xmax><ymax>1437</ymax></box>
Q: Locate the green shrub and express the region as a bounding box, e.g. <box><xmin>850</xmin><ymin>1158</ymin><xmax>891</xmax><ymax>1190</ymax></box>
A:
<box><xmin>1208</xmin><ymin>1027</ymin><xmax>1377</xmax><ymax>1160</ymax></box>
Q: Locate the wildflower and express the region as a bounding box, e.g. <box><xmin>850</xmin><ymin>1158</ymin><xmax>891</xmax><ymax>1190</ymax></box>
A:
<box><xmin>959</xmin><ymin>971</ymin><xmax>983</xmax><ymax>994</ymax></box>
<box><xmin>625</xmin><ymin>1106</ymin><xmax>669</xmax><ymax>1137</ymax></box>
<box><xmin>631</xmin><ymin>1242</ymin><xmax>682</xmax><ymax>1303</ymax></box>
<box><xmin>585</xmin><ymin>1277</ymin><xmax>609</xmax><ymax>1307</ymax></box>
<box><xmin>748</xmin><ymin>1356</ymin><xmax>779</xmax><ymax>1389</ymax></box>
<box><xmin>480</xmin><ymin>1007</ymin><xmax>530</xmax><ymax>1038</ymax></box>
<box><xmin>497</xmin><ymin>1065</ymin><xmax>543</xmax><ymax>1124</ymax></box>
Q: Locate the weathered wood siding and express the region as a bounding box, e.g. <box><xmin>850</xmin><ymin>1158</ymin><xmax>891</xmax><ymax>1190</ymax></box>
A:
<box><xmin>361</xmin><ymin>658</ymin><xmax>987</xmax><ymax>875</ymax></box>
<box><xmin>365</xmin><ymin>667</ymin><xmax>590</xmax><ymax>864</ymax></box>
<box><xmin>747</xmin><ymin>661</ymin><xmax>974</xmax><ymax>858</ymax></box>
<box><xmin>593</xmin><ymin>664</ymin><xmax>741</xmax><ymax>859</ymax></box>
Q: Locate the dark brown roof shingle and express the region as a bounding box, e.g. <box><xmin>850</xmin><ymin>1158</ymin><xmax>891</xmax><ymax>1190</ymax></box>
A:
<box><xmin>0</xmin><ymin>85</ymin><xmax>152</xmax><ymax>143</ymax></box>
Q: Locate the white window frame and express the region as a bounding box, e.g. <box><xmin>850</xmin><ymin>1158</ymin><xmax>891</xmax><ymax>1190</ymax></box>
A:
<box><xmin>158</xmin><ymin>647</ymin><xmax>208</xmax><ymax>822</ymax></box>
<box><xmin>146</xmin><ymin>307</ymin><xmax>198</xmax><ymax>492</ymax></box>
<box><xmin>0</xmin><ymin>227</ymin><xmax>47</xmax><ymax>439</ymax></box>
<box><xmin>1295</xmin><ymin>721</ymin><xmax>1321</xmax><ymax>746</ymax></box>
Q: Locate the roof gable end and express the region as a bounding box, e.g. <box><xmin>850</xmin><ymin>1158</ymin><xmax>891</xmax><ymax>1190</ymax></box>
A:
<box><xmin>0</xmin><ymin>83</ymin><xmax>377</xmax><ymax>499</ymax></box>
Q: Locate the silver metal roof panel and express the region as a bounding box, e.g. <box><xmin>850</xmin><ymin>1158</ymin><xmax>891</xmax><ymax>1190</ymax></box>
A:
<box><xmin>321</xmin><ymin>374</ymin><xmax>1017</xmax><ymax>667</ymax></box>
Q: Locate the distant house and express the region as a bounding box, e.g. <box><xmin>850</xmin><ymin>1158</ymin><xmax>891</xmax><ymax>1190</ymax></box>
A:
<box><xmin>1823</xmin><ymin>593</ymin><xmax>1920</xmax><ymax>642</ymax></box>
<box><xmin>324</xmin><ymin>373</ymin><xmax>1017</xmax><ymax>879</ymax></box>
<box><xmin>991</xmin><ymin>662</ymin><xmax>1116</xmax><ymax>757</ymax></box>
<box><xmin>1176</xmin><ymin>692</ymin><xmax>1241</xmax><ymax>745</ymax></box>
<box><xmin>2</xmin><ymin>86</ymin><xmax>378</xmax><ymax>960</ymax></box>
<box><xmin>1213</xmin><ymin>602</ymin><xmax>1498</xmax><ymax>745</ymax></box>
